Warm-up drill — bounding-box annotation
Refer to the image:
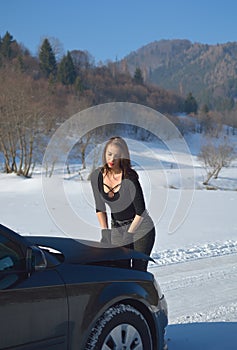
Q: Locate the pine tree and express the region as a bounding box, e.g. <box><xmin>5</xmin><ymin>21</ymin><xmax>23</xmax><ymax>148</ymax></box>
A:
<box><xmin>39</xmin><ymin>38</ymin><xmax>57</xmax><ymax>78</ymax></box>
<box><xmin>133</xmin><ymin>67</ymin><xmax>144</xmax><ymax>84</ymax></box>
<box><xmin>184</xmin><ymin>92</ymin><xmax>198</xmax><ymax>114</ymax></box>
<box><xmin>57</xmin><ymin>51</ymin><xmax>76</xmax><ymax>85</ymax></box>
<box><xmin>0</xmin><ymin>31</ymin><xmax>14</xmax><ymax>59</ymax></box>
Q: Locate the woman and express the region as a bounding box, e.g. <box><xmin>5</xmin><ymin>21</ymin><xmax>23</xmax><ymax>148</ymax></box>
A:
<box><xmin>90</xmin><ymin>136</ymin><xmax>155</xmax><ymax>271</ymax></box>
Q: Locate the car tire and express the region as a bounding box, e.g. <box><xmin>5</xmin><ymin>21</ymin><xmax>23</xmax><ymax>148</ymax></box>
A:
<box><xmin>85</xmin><ymin>303</ymin><xmax>153</xmax><ymax>350</ymax></box>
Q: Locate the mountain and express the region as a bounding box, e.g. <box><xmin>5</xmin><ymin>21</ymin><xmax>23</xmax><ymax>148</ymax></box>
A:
<box><xmin>119</xmin><ymin>39</ymin><xmax>237</xmax><ymax>111</ymax></box>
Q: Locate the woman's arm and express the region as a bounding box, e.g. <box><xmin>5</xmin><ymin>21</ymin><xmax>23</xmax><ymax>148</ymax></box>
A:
<box><xmin>91</xmin><ymin>169</ymin><xmax>106</xmax><ymax>212</ymax></box>
<box><xmin>96</xmin><ymin>211</ymin><xmax>109</xmax><ymax>229</ymax></box>
<box><xmin>127</xmin><ymin>174</ymin><xmax>146</xmax><ymax>233</ymax></box>
<box><xmin>128</xmin><ymin>214</ymin><xmax>144</xmax><ymax>233</ymax></box>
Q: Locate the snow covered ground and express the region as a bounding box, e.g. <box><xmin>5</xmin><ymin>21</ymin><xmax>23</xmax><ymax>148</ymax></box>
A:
<box><xmin>1</xmin><ymin>132</ymin><xmax>237</xmax><ymax>349</ymax></box>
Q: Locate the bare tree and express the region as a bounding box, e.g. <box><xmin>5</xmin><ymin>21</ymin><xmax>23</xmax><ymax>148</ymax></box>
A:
<box><xmin>0</xmin><ymin>69</ymin><xmax>57</xmax><ymax>177</ymax></box>
<box><xmin>198</xmin><ymin>140</ymin><xmax>235</xmax><ymax>185</ymax></box>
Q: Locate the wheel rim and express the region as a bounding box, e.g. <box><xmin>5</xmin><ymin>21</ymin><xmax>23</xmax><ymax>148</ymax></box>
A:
<box><xmin>102</xmin><ymin>323</ymin><xmax>143</xmax><ymax>350</ymax></box>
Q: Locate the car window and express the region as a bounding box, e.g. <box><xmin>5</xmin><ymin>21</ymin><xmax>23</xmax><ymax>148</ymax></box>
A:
<box><xmin>0</xmin><ymin>235</ymin><xmax>25</xmax><ymax>272</ymax></box>
<box><xmin>0</xmin><ymin>236</ymin><xmax>26</xmax><ymax>289</ymax></box>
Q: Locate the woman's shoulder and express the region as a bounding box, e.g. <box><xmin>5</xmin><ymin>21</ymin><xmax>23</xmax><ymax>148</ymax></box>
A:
<box><xmin>90</xmin><ymin>167</ymin><xmax>103</xmax><ymax>182</ymax></box>
<box><xmin>126</xmin><ymin>168</ymin><xmax>139</xmax><ymax>181</ymax></box>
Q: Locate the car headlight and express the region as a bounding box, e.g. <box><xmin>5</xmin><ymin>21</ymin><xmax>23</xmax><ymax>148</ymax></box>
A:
<box><xmin>153</xmin><ymin>277</ymin><xmax>164</xmax><ymax>300</ymax></box>
<box><xmin>154</xmin><ymin>277</ymin><xmax>168</xmax><ymax>317</ymax></box>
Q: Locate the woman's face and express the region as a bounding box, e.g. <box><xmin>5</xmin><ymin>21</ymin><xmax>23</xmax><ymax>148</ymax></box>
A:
<box><xmin>105</xmin><ymin>143</ymin><xmax>121</xmax><ymax>170</ymax></box>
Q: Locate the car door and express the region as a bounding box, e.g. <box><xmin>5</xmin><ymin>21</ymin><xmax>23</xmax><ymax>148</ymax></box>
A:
<box><xmin>0</xmin><ymin>232</ymin><xmax>68</xmax><ymax>350</ymax></box>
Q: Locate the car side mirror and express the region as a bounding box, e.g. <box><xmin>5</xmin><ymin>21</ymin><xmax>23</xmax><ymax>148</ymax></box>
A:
<box><xmin>26</xmin><ymin>246</ymin><xmax>47</xmax><ymax>274</ymax></box>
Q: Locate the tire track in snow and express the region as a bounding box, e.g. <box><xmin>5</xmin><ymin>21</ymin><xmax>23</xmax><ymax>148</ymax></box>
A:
<box><xmin>158</xmin><ymin>264</ymin><xmax>237</xmax><ymax>292</ymax></box>
<box><xmin>150</xmin><ymin>240</ymin><xmax>237</xmax><ymax>267</ymax></box>
<box><xmin>150</xmin><ymin>253</ymin><xmax>237</xmax><ymax>323</ymax></box>
<box><xmin>175</xmin><ymin>302</ymin><xmax>237</xmax><ymax>323</ymax></box>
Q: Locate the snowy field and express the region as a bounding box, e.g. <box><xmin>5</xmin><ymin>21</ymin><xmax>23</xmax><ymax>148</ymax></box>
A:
<box><xmin>1</xmin><ymin>132</ymin><xmax>237</xmax><ymax>350</ymax></box>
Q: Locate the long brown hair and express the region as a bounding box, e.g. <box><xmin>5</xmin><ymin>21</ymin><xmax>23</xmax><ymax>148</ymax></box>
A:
<box><xmin>102</xmin><ymin>136</ymin><xmax>138</xmax><ymax>179</ymax></box>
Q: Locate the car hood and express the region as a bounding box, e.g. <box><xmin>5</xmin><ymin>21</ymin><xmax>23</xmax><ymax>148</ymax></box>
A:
<box><xmin>28</xmin><ymin>236</ymin><xmax>153</xmax><ymax>265</ymax></box>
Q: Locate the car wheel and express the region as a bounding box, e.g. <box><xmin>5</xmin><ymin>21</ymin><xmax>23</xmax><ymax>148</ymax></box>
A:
<box><xmin>85</xmin><ymin>303</ymin><xmax>152</xmax><ymax>350</ymax></box>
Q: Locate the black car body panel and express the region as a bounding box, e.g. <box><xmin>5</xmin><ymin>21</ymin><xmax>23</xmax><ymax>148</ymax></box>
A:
<box><xmin>0</xmin><ymin>224</ymin><xmax>168</xmax><ymax>350</ymax></box>
<box><xmin>27</xmin><ymin>235</ymin><xmax>153</xmax><ymax>265</ymax></box>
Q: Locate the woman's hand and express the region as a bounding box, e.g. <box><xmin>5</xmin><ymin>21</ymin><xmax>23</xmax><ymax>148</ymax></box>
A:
<box><xmin>101</xmin><ymin>229</ymin><xmax>111</xmax><ymax>244</ymax></box>
<box><xmin>128</xmin><ymin>215</ymin><xmax>144</xmax><ymax>233</ymax></box>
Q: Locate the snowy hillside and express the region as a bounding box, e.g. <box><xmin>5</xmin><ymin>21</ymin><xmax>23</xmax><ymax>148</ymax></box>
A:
<box><xmin>1</xmin><ymin>131</ymin><xmax>237</xmax><ymax>350</ymax></box>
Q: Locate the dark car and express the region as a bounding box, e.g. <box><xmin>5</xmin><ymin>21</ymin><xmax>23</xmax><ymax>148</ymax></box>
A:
<box><xmin>0</xmin><ymin>223</ymin><xmax>168</xmax><ymax>350</ymax></box>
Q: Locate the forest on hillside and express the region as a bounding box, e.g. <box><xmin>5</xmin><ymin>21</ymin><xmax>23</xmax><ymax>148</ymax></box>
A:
<box><xmin>0</xmin><ymin>31</ymin><xmax>187</xmax><ymax>176</ymax></box>
<box><xmin>122</xmin><ymin>39</ymin><xmax>237</xmax><ymax>113</ymax></box>
<box><xmin>0</xmin><ymin>32</ymin><xmax>236</xmax><ymax>178</ymax></box>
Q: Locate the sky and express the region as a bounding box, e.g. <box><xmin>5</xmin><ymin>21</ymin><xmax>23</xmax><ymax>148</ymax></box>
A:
<box><xmin>1</xmin><ymin>0</ymin><xmax>237</xmax><ymax>63</ymax></box>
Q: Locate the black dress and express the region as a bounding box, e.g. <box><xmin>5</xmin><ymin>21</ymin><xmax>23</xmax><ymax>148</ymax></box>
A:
<box><xmin>90</xmin><ymin>167</ymin><xmax>155</xmax><ymax>270</ymax></box>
